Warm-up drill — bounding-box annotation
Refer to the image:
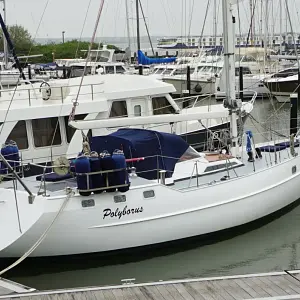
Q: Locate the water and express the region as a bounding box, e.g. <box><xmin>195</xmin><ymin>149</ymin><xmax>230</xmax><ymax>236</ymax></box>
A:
<box><xmin>3</xmin><ymin>98</ymin><xmax>300</xmax><ymax>291</ymax></box>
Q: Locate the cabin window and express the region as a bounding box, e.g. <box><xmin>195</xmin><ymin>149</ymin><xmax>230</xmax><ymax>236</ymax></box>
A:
<box><xmin>106</xmin><ymin>66</ymin><xmax>115</xmax><ymax>74</ymax></box>
<box><xmin>152</xmin><ymin>97</ymin><xmax>175</xmax><ymax>115</ymax></box>
<box><xmin>173</xmin><ymin>68</ymin><xmax>187</xmax><ymax>75</ymax></box>
<box><xmin>7</xmin><ymin>121</ymin><xmax>28</xmax><ymax>150</ymax></box>
<box><xmin>64</xmin><ymin>114</ymin><xmax>87</xmax><ymax>143</ymax></box>
<box><xmin>163</xmin><ymin>69</ymin><xmax>173</xmax><ymax>75</ymax></box>
<box><xmin>204</xmin><ymin>162</ymin><xmax>238</xmax><ymax>173</ymax></box>
<box><xmin>134</xmin><ymin>105</ymin><xmax>142</xmax><ymax>116</ymax></box>
<box><xmin>109</xmin><ymin>101</ymin><xmax>128</xmax><ymax>118</ymax></box>
<box><xmin>155</xmin><ymin>68</ymin><xmax>165</xmax><ymax>74</ymax></box>
<box><xmin>116</xmin><ymin>66</ymin><xmax>125</xmax><ymax>74</ymax></box>
<box><xmin>32</xmin><ymin>117</ymin><xmax>62</xmax><ymax>147</ymax></box>
<box><xmin>235</xmin><ymin>67</ymin><xmax>251</xmax><ymax>76</ymax></box>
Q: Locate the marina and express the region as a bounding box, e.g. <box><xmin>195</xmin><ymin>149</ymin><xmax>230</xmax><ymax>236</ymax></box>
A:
<box><xmin>3</xmin><ymin>0</ymin><xmax>300</xmax><ymax>296</ymax></box>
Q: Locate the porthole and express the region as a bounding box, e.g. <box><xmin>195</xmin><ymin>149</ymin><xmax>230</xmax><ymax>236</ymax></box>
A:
<box><xmin>114</xmin><ymin>195</ymin><xmax>126</xmax><ymax>203</ymax></box>
<box><xmin>143</xmin><ymin>190</ymin><xmax>155</xmax><ymax>199</ymax></box>
<box><xmin>81</xmin><ymin>199</ymin><xmax>95</xmax><ymax>208</ymax></box>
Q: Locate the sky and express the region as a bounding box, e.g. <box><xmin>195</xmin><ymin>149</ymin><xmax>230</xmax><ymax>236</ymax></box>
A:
<box><xmin>4</xmin><ymin>0</ymin><xmax>300</xmax><ymax>40</ymax></box>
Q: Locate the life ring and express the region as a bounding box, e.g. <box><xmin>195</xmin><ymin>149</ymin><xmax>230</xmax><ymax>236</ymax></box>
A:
<box><xmin>194</xmin><ymin>84</ymin><xmax>202</xmax><ymax>93</ymax></box>
<box><xmin>39</xmin><ymin>81</ymin><xmax>51</xmax><ymax>100</ymax></box>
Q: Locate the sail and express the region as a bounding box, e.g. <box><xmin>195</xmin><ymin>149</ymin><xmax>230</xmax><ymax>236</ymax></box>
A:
<box><xmin>137</xmin><ymin>50</ymin><xmax>176</xmax><ymax>65</ymax></box>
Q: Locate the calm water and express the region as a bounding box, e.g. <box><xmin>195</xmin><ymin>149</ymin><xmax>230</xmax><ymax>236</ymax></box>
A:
<box><xmin>4</xmin><ymin>98</ymin><xmax>300</xmax><ymax>290</ymax></box>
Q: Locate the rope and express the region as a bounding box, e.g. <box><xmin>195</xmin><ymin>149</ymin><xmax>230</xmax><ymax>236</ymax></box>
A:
<box><xmin>0</xmin><ymin>188</ymin><xmax>74</xmax><ymax>276</ymax></box>
<box><xmin>248</xmin><ymin>114</ymin><xmax>288</xmax><ymax>139</ymax></box>
<box><xmin>21</xmin><ymin>0</ymin><xmax>51</xmax><ymax>67</ymax></box>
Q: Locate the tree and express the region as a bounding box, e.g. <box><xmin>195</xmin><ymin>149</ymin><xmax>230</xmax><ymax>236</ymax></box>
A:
<box><xmin>0</xmin><ymin>25</ymin><xmax>33</xmax><ymax>53</ymax></box>
<box><xmin>29</xmin><ymin>40</ymin><xmax>121</xmax><ymax>64</ymax></box>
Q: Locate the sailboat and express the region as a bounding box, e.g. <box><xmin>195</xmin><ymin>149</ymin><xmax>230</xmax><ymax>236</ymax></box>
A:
<box><xmin>0</xmin><ymin>0</ymin><xmax>299</xmax><ymax>260</ymax></box>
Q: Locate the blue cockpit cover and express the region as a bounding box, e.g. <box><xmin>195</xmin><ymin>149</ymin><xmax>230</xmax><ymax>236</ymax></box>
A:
<box><xmin>137</xmin><ymin>50</ymin><xmax>176</xmax><ymax>65</ymax></box>
<box><xmin>90</xmin><ymin>128</ymin><xmax>189</xmax><ymax>180</ymax></box>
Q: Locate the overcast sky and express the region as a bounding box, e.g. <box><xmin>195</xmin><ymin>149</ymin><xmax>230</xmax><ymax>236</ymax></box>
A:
<box><xmin>4</xmin><ymin>0</ymin><xmax>300</xmax><ymax>40</ymax></box>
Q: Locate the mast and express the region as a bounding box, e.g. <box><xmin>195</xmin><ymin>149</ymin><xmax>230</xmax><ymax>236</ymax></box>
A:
<box><xmin>0</xmin><ymin>12</ymin><xmax>25</xmax><ymax>80</ymax></box>
<box><xmin>249</xmin><ymin>0</ymin><xmax>253</xmax><ymax>45</ymax></box>
<box><xmin>125</xmin><ymin>0</ymin><xmax>131</xmax><ymax>53</ymax></box>
<box><xmin>279</xmin><ymin>0</ymin><xmax>282</xmax><ymax>54</ymax></box>
<box><xmin>263</xmin><ymin>0</ymin><xmax>268</xmax><ymax>67</ymax></box>
<box><xmin>259</xmin><ymin>0</ymin><xmax>263</xmax><ymax>47</ymax></box>
<box><xmin>136</xmin><ymin>0</ymin><xmax>142</xmax><ymax>75</ymax></box>
<box><xmin>139</xmin><ymin>0</ymin><xmax>155</xmax><ymax>56</ymax></box>
<box><xmin>213</xmin><ymin>0</ymin><xmax>217</xmax><ymax>46</ymax></box>
<box><xmin>222</xmin><ymin>0</ymin><xmax>239</xmax><ymax>157</ymax></box>
<box><xmin>1</xmin><ymin>0</ymin><xmax>8</xmax><ymax>68</ymax></box>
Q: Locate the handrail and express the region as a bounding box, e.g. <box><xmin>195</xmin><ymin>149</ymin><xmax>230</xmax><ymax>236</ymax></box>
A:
<box><xmin>0</xmin><ymin>82</ymin><xmax>107</xmax><ymax>107</ymax></box>
<box><xmin>0</xmin><ymin>80</ymin><xmax>105</xmax><ymax>94</ymax></box>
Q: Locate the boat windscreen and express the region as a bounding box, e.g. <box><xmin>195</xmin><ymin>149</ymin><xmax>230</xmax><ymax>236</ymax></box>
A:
<box><xmin>178</xmin><ymin>146</ymin><xmax>201</xmax><ymax>162</ymax></box>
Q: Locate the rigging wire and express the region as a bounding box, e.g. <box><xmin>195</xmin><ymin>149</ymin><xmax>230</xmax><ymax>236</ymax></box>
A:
<box><xmin>246</xmin><ymin>0</ymin><xmax>257</xmax><ymax>46</ymax></box>
<box><xmin>75</xmin><ymin>0</ymin><xmax>93</xmax><ymax>58</ymax></box>
<box><xmin>24</xmin><ymin>0</ymin><xmax>51</xmax><ymax>62</ymax></box>
<box><xmin>285</xmin><ymin>0</ymin><xmax>300</xmax><ymax>68</ymax></box>
<box><xmin>198</xmin><ymin>0</ymin><xmax>211</xmax><ymax>50</ymax></box>
<box><xmin>160</xmin><ymin>0</ymin><xmax>173</xmax><ymax>36</ymax></box>
<box><xmin>113</xmin><ymin>0</ymin><xmax>122</xmax><ymax>38</ymax></box>
<box><xmin>69</xmin><ymin>0</ymin><xmax>105</xmax><ymax>123</ymax></box>
<box><xmin>188</xmin><ymin>0</ymin><xmax>195</xmax><ymax>39</ymax></box>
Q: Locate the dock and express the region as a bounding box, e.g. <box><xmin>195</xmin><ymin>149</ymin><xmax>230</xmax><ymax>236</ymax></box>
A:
<box><xmin>0</xmin><ymin>277</ymin><xmax>34</xmax><ymax>296</ymax></box>
<box><xmin>4</xmin><ymin>270</ymin><xmax>300</xmax><ymax>299</ymax></box>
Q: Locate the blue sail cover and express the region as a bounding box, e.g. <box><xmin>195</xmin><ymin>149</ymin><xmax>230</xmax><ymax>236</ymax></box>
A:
<box><xmin>34</xmin><ymin>62</ymin><xmax>58</xmax><ymax>70</ymax></box>
<box><xmin>137</xmin><ymin>50</ymin><xmax>176</xmax><ymax>65</ymax></box>
<box><xmin>90</xmin><ymin>128</ymin><xmax>189</xmax><ymax>180</ymax></box>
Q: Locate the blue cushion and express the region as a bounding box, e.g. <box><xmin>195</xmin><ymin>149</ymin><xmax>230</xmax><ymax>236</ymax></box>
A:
<box><xmin>36</xmin><ymin>172</ymin><xmax>72</xmax><ymax>182</ymax></box>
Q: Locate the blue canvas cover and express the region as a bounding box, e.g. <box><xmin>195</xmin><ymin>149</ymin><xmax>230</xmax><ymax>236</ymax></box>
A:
<box><xmin>137</xmin><ymin>50</ymin><xmax>176</xmax><ymax>65</ymax></box>
<box><xmin>90</xmin><ymin>128</ymin><xmax>189</xmax><ymax>180</ymax></box>
<box><xmin>34</xmin><ymin>62</ymin><xmax>58</xmax><ymax>70</ymax></box>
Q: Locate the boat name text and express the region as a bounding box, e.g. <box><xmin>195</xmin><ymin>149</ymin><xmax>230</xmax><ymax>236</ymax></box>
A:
<box><xmin>103</xmin><ymin>205</ymin><xmax>144</xmax><ymax>219</ymax></box>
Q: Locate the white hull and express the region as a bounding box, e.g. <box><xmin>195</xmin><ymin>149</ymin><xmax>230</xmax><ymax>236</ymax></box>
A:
<box><xmin>163</xmin><ymin>74</ymin><xmax>269</xmax><ymax>98</ymax></box>
<box><xmin>216</xmin><ymin>74</ymin><xmax>270</xmax><ymax>99</ymax></box>
<box><xmin>1</xmin><ymin>153</ymin><xmax>300</xmax><ymax>258</ymax></box>
<box><xmin>163</xmin><ymin>77</ymin><xmax>215</xmax><ymax>95</ymax></box>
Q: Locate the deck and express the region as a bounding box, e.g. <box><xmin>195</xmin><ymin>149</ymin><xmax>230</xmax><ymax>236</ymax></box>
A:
<box><xmin>3</xmin><ymin>270</ymin><xmax>300</xmax><ymax>299</ymax></box>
